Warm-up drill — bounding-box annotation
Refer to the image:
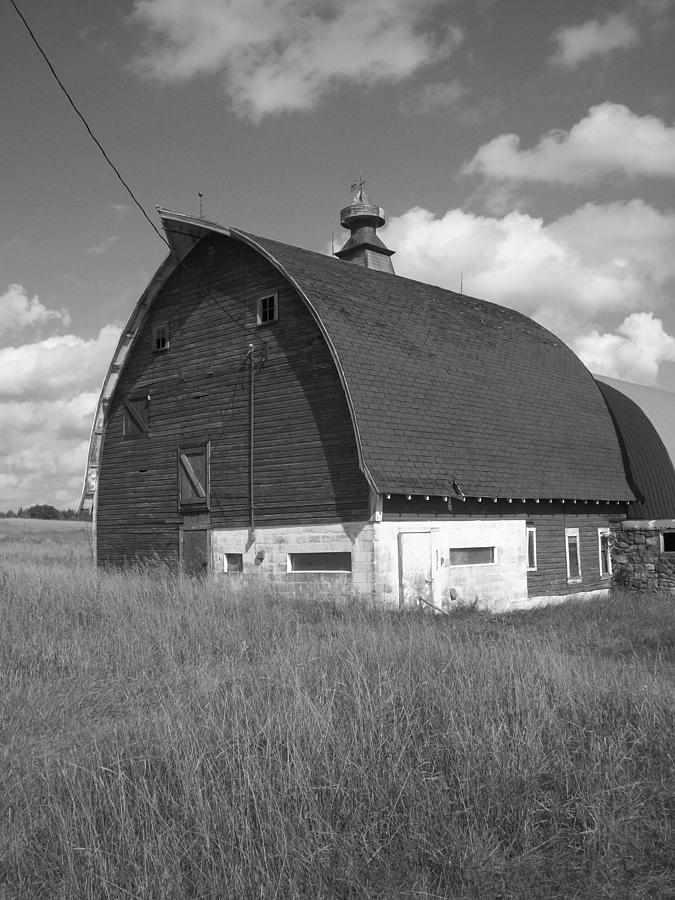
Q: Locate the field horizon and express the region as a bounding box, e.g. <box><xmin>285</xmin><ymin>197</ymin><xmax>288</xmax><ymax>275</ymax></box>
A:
<box><xmin>1</xmin><ymin>520</ymin><xmax>673</xmax><ymax>898</ymax></box>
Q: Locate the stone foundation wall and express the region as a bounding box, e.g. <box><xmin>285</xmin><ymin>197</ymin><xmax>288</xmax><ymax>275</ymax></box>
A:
<box><xmin>611</xmin><ymin>526</ymin><xmax>675</xmax><ymax>593</ymax></box>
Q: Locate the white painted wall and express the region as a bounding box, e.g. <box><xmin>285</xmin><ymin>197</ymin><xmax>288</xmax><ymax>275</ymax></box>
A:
<box><xmin>373</xmin><ymin>519</ymin><xmax>528</xmax><ymax>611</ymax></box>
<box><xmin>211</xmin><ymin>518</ymin><xmax>530</xmax><ymax>611</ymax></box>
<box><xmin>211</xmin><ymin>522</ymin><xmax>375</xmax><ymax>596</ymax></box>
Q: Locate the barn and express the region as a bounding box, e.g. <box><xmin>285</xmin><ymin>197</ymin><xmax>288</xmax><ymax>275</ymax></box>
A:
<box><xmin>80</xmin><ymin>188</ymin><xmax>638</xmax><ymax>610</ymax></box>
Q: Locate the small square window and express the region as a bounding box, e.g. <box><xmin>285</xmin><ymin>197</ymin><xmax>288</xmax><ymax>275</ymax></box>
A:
<box><xmin>123</xmin><ymin>395</ymin><xmax>150</xmax><ymax>438</ymax></box>
<box><xmin>565</xmin><ymin>528</ymin><xmax>582</xmax><ymax>583</ymax></box>
<box><xmin>661</xmin><ymin>531</ymin><xmax>675</xmax><ymax>554</ymax></box>
<box><xmin>225</xmin><ymin>553</ymin><xmax>243</xmax><ymax>574</ymax></box>
<box><xmin>257</xmin><ymin>293</ymin><xmax>278</xmax><ymax>326</ymax></box>
<box><xmin>152</xmin><ymin>324</ymin><xmax>169</xmax><ymax>352</ymax></box>
<box><xmin>526</xmin><ymin>527</ymin><xmax>537</xmax><ymax>571</ymax></box>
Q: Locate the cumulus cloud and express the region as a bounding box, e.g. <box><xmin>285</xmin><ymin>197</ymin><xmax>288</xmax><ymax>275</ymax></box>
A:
<box><xmin>0</xmin><ymin>324</ymin><xmax>121</xmax><ymax>509</ymax></box>
<box><xmin>462</xmin><ymin>103</ymin><xmax>675</xmax><ymax>185</ymax></box>
<box><xmin>380</xmin><ymin>200</ymin><xmax>675</xmax><ymax>370</ymax></box>
<box><xmin>0</xmin><ymin>393</ymin><xmax>98</xmax><ymax>508</ymax></box>
<box><xmin>549</xmin><ymin>13</ymin><xmax>639</xmax><ymax>68</ymax></box>
<box><xmin>400</xmin><ymin>78</ymin><xmax>467</xmax><ymax>114</ymax></box>
<box><xmin>0</xmin><ymin>325</ymin><xmax>121</xmax><ymax>402</ymax></box>
<box><xmin>0</xmin><ymin>284</ymin><xmax>69</xmax><ymax>337</ymax></box>
<box><xmin>130</xmin><ymin>0</ymin><xmax>461</xmax><ymax>120</ymax></box>
<box><xmin>574</xmin><ymin>313</ymin><xmax>675</xmax><ymax>384</ymax></box>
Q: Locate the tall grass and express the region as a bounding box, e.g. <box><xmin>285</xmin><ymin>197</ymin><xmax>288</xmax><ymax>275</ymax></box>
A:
<box><xmin>1</xmin><ymin>525</ymin><xmax>673</xmax><ymax>898</ymax></box>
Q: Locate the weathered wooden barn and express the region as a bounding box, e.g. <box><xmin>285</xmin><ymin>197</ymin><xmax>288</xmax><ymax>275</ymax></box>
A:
<box><xmin>80</xmin><ymin>189</ymin><xmax>640</xmax><ymax>610</ymax></box>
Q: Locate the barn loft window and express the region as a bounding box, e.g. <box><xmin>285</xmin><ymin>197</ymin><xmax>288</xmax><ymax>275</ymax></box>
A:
<box><xmin>123</xmin><ymin>396</ymin><xmax>150</xmax><ymax>439</ymax></box>
<box><xmin>152</xmin><ymin>323</ymin><xmax>169</xmax><ymax>352</ymax></box>
<box><xmin>526</xmin><ymin>527</ymin><xmax>537</xmax><ymax>571</ymax></box>
<box><xmin>178</xmin><ymin>443</ymin><xmax>210</xmax><ymax>510</ymax></box>
<box><xmin>660</xmin><ymin>531</ymin><xmax>675</xmax><ymax>555</ymax></box>
<box><xmin>448</xmin><ymin>547</ymin><xmax>495</xmax><ymax>567</ymax></box>
<box><xmin>598</xmin><ymin>528</ymin><xmax>612</xmax><ymax>577</ymax></box>
<box><xmin>257</xmin><ymin>293</ymin><xmax>278</xmax><ymax>326</ymax></box>
<box><xmin>565</xmin><ymin>528</ymin><xmax>582</xmax><ymax>583</ymax></box>
<box><xmin>288</xmin><ymin>552</ymin><xmax>352</xmax><ymax>573</ymax></box>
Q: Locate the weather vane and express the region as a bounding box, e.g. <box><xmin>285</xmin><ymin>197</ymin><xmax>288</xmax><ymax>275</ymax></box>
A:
<box><xmin>198</xmin><ymin>191</ymin><xmax>204</xmax><ymax>219</ymax></box>
<box><xmin>350</xmin><ymin>172</ymin><xmax>366</xmax><ymax>199</ymax></box>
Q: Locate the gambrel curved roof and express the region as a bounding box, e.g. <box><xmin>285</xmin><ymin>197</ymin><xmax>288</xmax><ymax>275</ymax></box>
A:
<box><xmin>80</xmin><ymin>211</ymin><xmax>634</xmax><ymax>509</ymax></box>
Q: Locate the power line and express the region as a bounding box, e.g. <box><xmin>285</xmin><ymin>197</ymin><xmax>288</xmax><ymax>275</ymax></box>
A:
<box><xmin>9</xmin><ymin>0</ymin><xmax>171</xmax><ymax>252</ymax></box>
<box><xmin>10</xmin><ymin>0</ymin><xmax>259</xmax><ymax>346</ymax></box>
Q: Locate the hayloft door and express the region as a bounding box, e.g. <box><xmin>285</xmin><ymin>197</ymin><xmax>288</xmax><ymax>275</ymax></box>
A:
<box><xmin>398</xmin><ymin>531</ymin><xmax>433</xmax><ymax>608</ymax></box>
<box><xmin>181</xmin><ymin>528</ymin><xmax>209</xmax><ymax>577</ymax></box>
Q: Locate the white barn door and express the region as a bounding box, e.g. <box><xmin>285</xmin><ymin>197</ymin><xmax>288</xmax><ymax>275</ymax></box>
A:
<box><xmin>398</xmin><ymin>531</ymin><xmax>433</xmax><ymax>607</ymax></box>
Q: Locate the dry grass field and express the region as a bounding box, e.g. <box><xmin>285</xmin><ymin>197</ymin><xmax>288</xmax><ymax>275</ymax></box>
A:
<box><xmin>1</xmin><ymin>519</ymin><xmax>673</xmax><ymax>898</ymax></box>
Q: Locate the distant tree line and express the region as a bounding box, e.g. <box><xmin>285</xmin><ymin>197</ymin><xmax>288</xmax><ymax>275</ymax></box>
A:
<box><xmin>0</xmin><ymin>505</ymin><xmax>91</xmax><ymax>520</ymax></box>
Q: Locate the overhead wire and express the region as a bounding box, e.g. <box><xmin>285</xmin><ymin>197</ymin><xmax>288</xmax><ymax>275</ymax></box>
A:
<box><xmin>8</xmin><ymin>0</ymin><xmax>172</xmax><ymax>253</ymax></box>
<box><xmin>10</xmin><ymin>0</ymin><xmax>260</xmax><ymax>347</ymax></box>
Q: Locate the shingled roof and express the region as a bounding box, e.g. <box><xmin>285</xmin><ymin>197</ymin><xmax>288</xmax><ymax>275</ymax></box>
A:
<box><xmin>235</xmin><ymin>229</ymin><xmax>633</xmax><ymax>501</ymax></box>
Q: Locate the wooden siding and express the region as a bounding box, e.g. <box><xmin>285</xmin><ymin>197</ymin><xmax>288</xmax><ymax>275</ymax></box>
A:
<box><xmin>526</xmin><ymin>512</ymin><xmax>617</xmax><ymax>596</ymax></box>
<box><xmin>97</xmin><ymin>235</ymin><xmax>369</xmax><ymax>566</ymax></box>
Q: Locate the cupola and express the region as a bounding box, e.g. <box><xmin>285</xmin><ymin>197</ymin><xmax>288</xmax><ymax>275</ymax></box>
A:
<box><xmin>335</xmin><ymin>179</ymin><xmax>395</xmax><ymax>274</ymax></box>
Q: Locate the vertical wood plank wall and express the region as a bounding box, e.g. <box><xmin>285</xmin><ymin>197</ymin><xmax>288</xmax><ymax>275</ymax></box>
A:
<box><xmin>96</xmin><ymin>235</ymin><xmax>370</xmax><ymax>566</ymax></box>
<box><xmin>525</xmin><ymin>514</ymin><xmax>612</xmax><ymax>596</ymax></box>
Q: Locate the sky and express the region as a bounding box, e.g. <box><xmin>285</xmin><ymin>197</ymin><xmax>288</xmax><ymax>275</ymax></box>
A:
<box><xmin>1</xmin><ymin>0</ymin><xmax>675</xmax><ymax>511</ymax></box>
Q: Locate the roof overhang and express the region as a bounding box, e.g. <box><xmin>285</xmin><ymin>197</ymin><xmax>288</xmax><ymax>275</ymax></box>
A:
<box><xmin>157</xmin><ymin>208</ymin><xmax>232</xmax><ymax>258</ymax></box>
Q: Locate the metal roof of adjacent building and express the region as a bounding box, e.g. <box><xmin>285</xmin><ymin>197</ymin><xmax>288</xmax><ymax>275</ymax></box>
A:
<box><xmin>595</xmin><ymin>374</ymin><xmax>675</xmax><ymax>519</ymax></box>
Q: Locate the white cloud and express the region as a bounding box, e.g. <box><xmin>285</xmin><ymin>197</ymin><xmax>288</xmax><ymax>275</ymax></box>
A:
<box><xmin>400</xmin><ymin>78</ymin><xmax>467</xmax><ymax>114</ymax></box>
<box><xmin>0</xmin><ymin>325</ymin><xmax>121</xmax><ymax>402</ymax></box>
<box><xmin>0</xmin><ymin>284</ymin><xmax>69</xmax><ymax>337</ymax></box>
<box><xmin>87</xmin><ymin>235</ymin><xmax>120</xmax><ymax>255</ymax></box>
<box><xmin>574</xmin><ymin>313</ymin><xmax>675</xmax><ymax>385</ymax></box>
<box><xmin>0</xmin><ymin>393</ymin><xmax>98</xmax><ymax>510</ymax></box>
<box><xmin>549</xmin><ymin>13</ymin><xmax>639</xmax><ymax>68</ymax></box>
<box><xmin>462</xmin><ymin>103</ymin><xmax>675</xmax><ymax>184</ymax></box>
<box><xmin>381</xmin><ymin>200</ymin><xmax>675</xmax><ymax>370</ymax></box>
<box><xmin>130</xmin><ymin>0</ymin><xmax>460</xmax><ymax>120</ymax></box>
<box><xmin>0</xmin><ymin>324</ymin><xmax>121</xmax><ymax>510</ymax></box>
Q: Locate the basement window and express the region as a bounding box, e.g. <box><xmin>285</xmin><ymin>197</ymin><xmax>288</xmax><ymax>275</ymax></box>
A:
<box><xmin>288</xmin><ymin>552</ymin><xmax>352</xmax><ymax>573</ymax></box>
<box><xmin>661</xmin><ymin>531</ymin><xmax>675</xmax><ymax>555</ymax></box>
<box><xmin>257</xmin><ymin>293</ymin><xmax>278</xmax><ymax>326</ymax></box>
<box><xmin>225</xmin><ymin>553</ymin><xmax>243</xmax><ymax>574</ymax></box>
<box><xmin>565</xmin><ymin>528</ymin><xmax>582</xmax><ymax>583</ymax></box>
<box><xmin>526</xmin><ymin>527</ymin><xmax>537</xmax><ymax>571</ymax></box>
<box><xmin>152</xmin><ymin>323</ymin><xmax>169</xmax><ymax>352</ymax></box>
<box><xmin>598</xmin><ymin>528</ymin><xmax>612</xmax><ymax>578</ymax></box>
<box><xmin>448</xmin><ymin>547</ymin><xmax>495</xmax><ymax>567</ymax></box>
<box><xmin>123</xmin><ymin>395</ymin><xmax>150</xmax><ymax>439</ymax></box>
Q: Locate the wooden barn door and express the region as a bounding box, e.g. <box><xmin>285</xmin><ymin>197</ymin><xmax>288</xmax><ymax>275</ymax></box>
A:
<box><xmin>398</xmin><ymin>531</ymin><xmax>433</xmax><ymax>608</ymax></box>
<box><xmin>181</xmin><ymin>528</ymin><xmax>210</xmax><ymax>576</ymax></box>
